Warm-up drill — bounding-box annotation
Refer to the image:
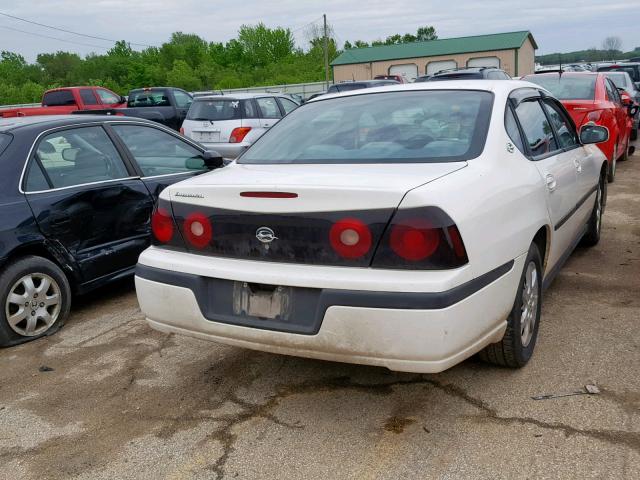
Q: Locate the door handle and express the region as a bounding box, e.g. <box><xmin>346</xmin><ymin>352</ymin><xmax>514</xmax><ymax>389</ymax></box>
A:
<box><xmin>546</xmin><ymin>174</ymin><xmax>557</xmax><ymax>192</ymax></box>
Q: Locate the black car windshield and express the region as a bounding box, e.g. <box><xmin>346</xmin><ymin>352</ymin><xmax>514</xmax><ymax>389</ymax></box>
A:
<box><xmin>524</xmin><ymin>75</ymin><xmax>597</xmax><ymax>100</ymax></box>
<box><xmin>187</xmin><ymin>99</ymin><xmax>246</xmax><ymax>121</ymax></box>
<box><xmin>598</xmin><ymin>65</ymin><xmax>639</xmax><ymax>82</ymax></box>
<box><xmin>239</xmin><ymin>90</ymin><xmax>493</xmax><ymax>164</ymax></box>
<box><xmin>430</xmin><ymin>73</ymin><xmax>483</xmax><ymax>81</ymax></box>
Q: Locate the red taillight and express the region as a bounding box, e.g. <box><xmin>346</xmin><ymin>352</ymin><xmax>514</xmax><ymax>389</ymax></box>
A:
<box><xmin>183</xmin><ymin>212</ymin><xmax>212</xmax><ymax>249</ymax></box>
<box><xmin>390</xmin><ymin>220</ymin><xmax>440</xmax><ymax>261</ymax></box>
<box><xmin>329</xmin><ymin>218</ymin><xmax>372</xmax><ymax>259</ymax></box>
<box><xmin>447</xmin><ymin>225</ymin><xmax>466</xmax><ymax>259</ymax></box>
<box><xmin>229</xmin><ymin>127</ymin><xmax>251</xmax><ymax>143</ymax></box>
<box><xmin>151</xmin><ymin>208</ymin><xmax>174</xmax><ymax>243</ymax></box>
<box><xmin>179</xmin><ymin>127</ymin><xmax>185</xmax><ymax>135</ymax></box>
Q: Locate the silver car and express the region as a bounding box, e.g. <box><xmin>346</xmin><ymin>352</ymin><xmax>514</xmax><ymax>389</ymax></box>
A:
<box><xmin>181</xmin><ymin>93</ymin><xmax>300</xmax><ymax>159</ymax></box>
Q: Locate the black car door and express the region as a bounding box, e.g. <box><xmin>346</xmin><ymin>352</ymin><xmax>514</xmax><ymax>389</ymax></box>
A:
<box><xmin>107</xmin><ymin>123</ymin><xmax>208</xmax><ymax>201</ymax></box>
<box><xmin>22</xmin><ymin>125</ymin><xmax>153</xmax><ymax>283</ymax></box>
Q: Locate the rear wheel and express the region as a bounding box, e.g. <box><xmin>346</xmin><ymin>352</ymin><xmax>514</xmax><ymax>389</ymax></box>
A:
<box><xmin>608</xmin><ymin>144</ymin><xmax>617</xmax><ymax>183</ymax></box>
<box><xmin>479</xmin><ymin>244</ymin><xmax>542</xmax><ymax>368</ymax></box>
<box><xmin>0</xmin><ymin>256</ymin><xmax>71</xmax><ymax>347</ymax></box>
<box><xmin>582</xmin><ymin>173</ymin><xmax>606</xmax><ymax>247</ymax></box>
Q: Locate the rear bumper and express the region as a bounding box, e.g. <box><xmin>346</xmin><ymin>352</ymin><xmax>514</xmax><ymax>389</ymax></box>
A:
<box><xmin>135</xmin><ymin>248</ymin><xmax>525</xmax><ymax>373</ymax></box>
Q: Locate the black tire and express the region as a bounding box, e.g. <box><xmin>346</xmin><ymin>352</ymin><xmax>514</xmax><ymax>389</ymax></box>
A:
<box><xmin>581</xmin><ymin>173</ymin><xmax>606</xmax><ymax>247</ymax></box>
<box><xmin>479</xmin><ymin>244</ymin><xmax>542</xmax><ymax>368</ymax></box>
<box><xmin>0</xmin><ymin>256</ymin><xmax>71</xmax><ymax>347</ymax></box>
<box><xmin>608</xmin><ymin>145</ymin><xmax>616</xmax><ymax>183</ymax></box>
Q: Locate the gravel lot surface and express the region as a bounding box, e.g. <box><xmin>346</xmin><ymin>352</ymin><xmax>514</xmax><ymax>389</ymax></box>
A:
<box><xmin>1</xmin><ymin>149</ymin><xmax>639</xmax><ymax>480</ymax></box>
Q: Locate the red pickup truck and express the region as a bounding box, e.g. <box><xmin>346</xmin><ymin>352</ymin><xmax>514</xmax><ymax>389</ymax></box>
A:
<box><xmin>0</xmin><ymin>86</ymin><xmax>126</xmax><ymax>118</ymax></box>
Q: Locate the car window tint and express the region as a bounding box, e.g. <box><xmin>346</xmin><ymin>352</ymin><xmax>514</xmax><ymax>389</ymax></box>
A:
<box><xmin>243</xmin><ymin>99</ymin><xmax>258</xmax><ymax>118</ymax></box>
<box><xmin>42</xmin><ymin>90</ymin><xmax>75</xmax><ymax>106</ymax></box>
<box><xmin>514</xmin><ymin>100</ymin><xmax>559</xmax><ymax>157</ymax></box>
<box><xmin>97</xmin><ymin>89</ymin><xmax>122</xmax><ymax>105</ymax></box>
<box><xmin>240</xmin><ymin>90</ymin><xmax>493</xmax><ymax>164</ymax></box>
<box><xmin>128</xmin><ymin>91</ymin><xmax>171</xmax><ymax>107</ymax></box>
<box><xmin>111</xmin><ymin>124</ymin><xmax>205</xmax><ymax>176</ymax></box>
<box><xmin>173</xmin><ymin>90</ymin><xmax>193</xmax><ymax>109</ymax></box>
<box><xmin>256</xmin><ymin>97</ymin><xmax>282</xmax><ymax>119</ymax></box>
<box><xmin>24</xmin><ymin>161</ymin><xmax>49</xmax><ymax>191</ymax></box>
<box><xmin>505</xmin><ymin>108</ymin><xmax>525</xmax><ymax>154</ymax></box>
<box><xmin>79</xmin><ymin>89</ymin><xmax>98</xmax><ymax>105</ymax></box>
<box><xmin>29</xmin><ymin>126</ymin><xmax>129</xmax><ymax>190</ymax></box>
<box><xmin>279</xmin><ymin>97</ymin><xmax>298</xmax><ymax>114</ymax></box>
<box><xmin>542</xmin><ymin>100</ymin><xmax>579</xmax><ymax>149</ymax></box>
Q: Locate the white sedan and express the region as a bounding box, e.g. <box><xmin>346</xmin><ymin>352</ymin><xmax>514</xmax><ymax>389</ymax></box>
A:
<box><xmin>135</xmin><ymin>81</ymin><xmax>609</xmax><ymax>373</ymax></box>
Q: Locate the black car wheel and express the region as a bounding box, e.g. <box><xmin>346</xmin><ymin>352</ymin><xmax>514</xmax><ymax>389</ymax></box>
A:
<box><xmin>0</xmin><ymin>256</ymin><xmax>71</xmax><ymax>347</ymax></box>
<box><xmin>479</xmin><ymin>243</ymin><xmax>542</xmax><ymax>368</ymax></box>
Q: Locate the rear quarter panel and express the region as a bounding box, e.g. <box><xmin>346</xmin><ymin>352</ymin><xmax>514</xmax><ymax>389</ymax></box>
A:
<box><xmin>399</xmin><ymin>95</ymin><xmax>551</xmax><ymax>279</ymax></box>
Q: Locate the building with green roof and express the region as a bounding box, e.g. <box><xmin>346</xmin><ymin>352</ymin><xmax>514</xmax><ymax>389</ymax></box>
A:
<box><xmin>331</xmin><ymin>31</ymin><xmax>537</xmax><ymax>81</ymax></box>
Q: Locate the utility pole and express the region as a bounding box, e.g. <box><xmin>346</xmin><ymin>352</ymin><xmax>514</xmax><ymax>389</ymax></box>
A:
<box><xmin>323</xmin><ymin>14</ymin><xmax>329</xmax><ymax>89</ymax></box>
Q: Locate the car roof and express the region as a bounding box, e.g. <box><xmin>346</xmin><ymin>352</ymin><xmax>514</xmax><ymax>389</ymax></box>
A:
<box><xmin>0</xmin><ymin>115</ymin><xmax>157</xmax><ymax>133</ymax></box>
<box><xmin>309</xmin><ymin>80</ymin><xmax>541</xmax><ymax>103</ymax></box>
<box><xmin>195</xmin><ymin>92</ymin><xmax>287</xmax><ymax>100</ymax></box>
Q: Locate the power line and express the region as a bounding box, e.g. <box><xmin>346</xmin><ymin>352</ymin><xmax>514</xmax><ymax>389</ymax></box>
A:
<box><xmin>0</xmin><ymin>11</ymin><xmax>153</xmax><ymax>47</ymax></box>
<box><xmin>0</xmin><ymin>24</ymin><xmax>110</xmax><ymax>50</ymax></box>
<box><xmin>289</xmin><ymin>16</ymin><xmax>323</xmax><ymax>34</ymax></box>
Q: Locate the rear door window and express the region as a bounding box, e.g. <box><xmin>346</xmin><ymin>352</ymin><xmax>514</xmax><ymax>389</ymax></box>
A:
<box><xmin>128</xmin><ymin>91</ymin><xmax>171</xmax><ymax>107</ymax></box>
<box><xmin>27</xmin><ymin>126</ymin><xmax>129</xmax><ymax>190</ymax></box>
<box><xmin>514</xmin><ymin>100</ymin><xmax>559</xmax><ymax>158</ymax></box>
<box><xmin>79</xmin><ymin>89</ymin><xmax>98</xmax><ymax>105</ymax></box>
<box><xmin>42</xmin><ymin>90</ymin><xmax>76</xmax><ymax>106</ymax></box>
<box><xmin>256</xmin><ymin>97</ymin><xmax>282</xmax><ymax>119</ymax></box>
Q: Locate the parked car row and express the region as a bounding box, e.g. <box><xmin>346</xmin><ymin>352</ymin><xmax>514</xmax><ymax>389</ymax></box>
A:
<box><xmin>0</xmin><ymin>86</ymin><xmax>194</xmax><ymax>131</ymax></box>
<box><xmin>0</xmin><ymin>78</ymin><xmax>618</xmax><ymax>377</ymax></box>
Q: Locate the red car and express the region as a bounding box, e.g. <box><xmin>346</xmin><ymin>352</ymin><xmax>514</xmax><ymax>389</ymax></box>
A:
<box><xmin>0</xmin><ymin>86</ymin><xmax>126</xmax><ymax>119</ymax></box>
<box><xmin>522</xmin><ymin>72</ymin><xmax>632</xmax><ymax>182</ymax></box>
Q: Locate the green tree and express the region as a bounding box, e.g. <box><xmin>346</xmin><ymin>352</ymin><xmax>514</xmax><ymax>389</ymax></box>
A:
<box><xmin>237</xmin><ymin>23</ymin><xmax>294</xmax><ymax>66</ymax></box>
<box><xmin>416</xmin><ymin>26</ymin><xmax>437</xmax><ymax>41</ymax></box>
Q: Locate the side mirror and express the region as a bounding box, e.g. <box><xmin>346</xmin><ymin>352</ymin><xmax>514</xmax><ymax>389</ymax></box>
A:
<box><xmin>580</xmin><ymin>124</ymin><xmax>609</xmax><ymax>145</ymax></box>
<box><xmin>629</xmin><ymin>105</ymin><xmax>639</xmax><ymax>117</ymax></box>
<box><xmin>201</xmin><ymin>150</ymin><xmax>224</xmax><ymax>169</ymax></box>
<box><xmin>120</xmin><ymin>95</ymin><xmax>127</xmax><ymax>104</ymax></box>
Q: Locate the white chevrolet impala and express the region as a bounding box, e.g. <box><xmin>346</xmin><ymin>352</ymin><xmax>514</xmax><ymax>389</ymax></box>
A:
<box><xmin>135</xmin><ymin>81</ymin><xmax>609</xmax><ymax>373</ymax></box>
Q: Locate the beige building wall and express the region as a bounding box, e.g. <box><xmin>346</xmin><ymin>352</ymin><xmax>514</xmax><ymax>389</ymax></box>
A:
<box><xmin>333</xmin><ymin>44</ymin><xmax>536</xmax><ymax>81</ymax></box>
<box><xmin>517</xmin><ymin>37</ymin><xmax>536</xmax><ymax>76</ymax></box>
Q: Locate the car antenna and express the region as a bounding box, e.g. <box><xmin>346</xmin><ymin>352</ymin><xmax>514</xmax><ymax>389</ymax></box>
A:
<box><xmin>559</xmin><ymin>53</ymin><xmax>563</xmax><ymax>78</ymax></box>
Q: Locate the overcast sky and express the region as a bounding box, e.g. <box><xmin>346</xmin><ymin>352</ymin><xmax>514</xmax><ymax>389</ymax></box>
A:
<box><xmin>0</xmin><ymin>0</ymin><xmax>638</xmax><ymax>62</ymax></box>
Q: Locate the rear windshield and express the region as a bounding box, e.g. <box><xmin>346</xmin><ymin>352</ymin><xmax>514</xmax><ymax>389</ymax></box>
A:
<box><xmin>43</xmin><ymin>90</ymin><xmax>76</xmax><ymax>106</ymax></box>
<box><xmin>430</xmin><ymin>73</ymin><xmax>482</xmax><ymax>81</ymax></box>
<box><xmin>524</xmin><ymin>75</ymin><xmax>597</xmax><ymax>100</ymax></box>
<box><xmin>239</xmin><ymin>90</ymin><xmax>493</xmax><ymax>164</ymax></box>
<box><xmin>598</xmin><ymin>65</ymin><xmax>639</xmax><ymax>81</ymax></box>
<box><xmin>602</xmin><ymin>72</ymin><xmax>628</xmax><ymax>88</ymax></box>
<box><xmin>128</xmin><ymin>91</ymin><xmax>170</xmax><ymax>107</ymax></box>
<box><xmin>186</xmin><ymin>99</ymin><xmax>254</xmax><ymax>121</ymax></box>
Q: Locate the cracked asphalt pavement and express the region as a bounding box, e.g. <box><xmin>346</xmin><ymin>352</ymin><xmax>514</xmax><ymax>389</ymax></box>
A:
<box><xmin>1</xmin><ymin>151</ymin><xmax>639</xmax><ymax>480</ymax></box>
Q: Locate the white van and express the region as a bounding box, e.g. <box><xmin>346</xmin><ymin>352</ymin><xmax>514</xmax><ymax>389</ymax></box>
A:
<box><xmin>181</xmin><ymin>93</ymin><xmax>300</xmax><ymax>159</ymax></box>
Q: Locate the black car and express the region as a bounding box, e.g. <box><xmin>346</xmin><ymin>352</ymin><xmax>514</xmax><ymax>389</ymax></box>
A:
<box><xmin>326</xmin><ymin>80</ymin><xmax>399</xmax><ymax>94</ymax></box>
<box><xmin>428</xmin><ymin>67</ymin><xmax>511</xmax><ymax>81</ymax></box>
<box><xmin>0</xmin><ymin>115</ymin><xmax>222</xmax><ymax>346</ymax></box>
